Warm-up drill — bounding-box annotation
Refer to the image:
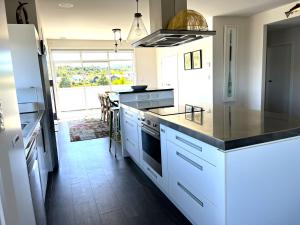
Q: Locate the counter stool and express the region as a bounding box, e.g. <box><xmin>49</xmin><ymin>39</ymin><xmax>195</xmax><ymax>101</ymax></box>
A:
<box><xmin>98</xmin><ymin>94</ymin><xmax>109</xmax><ymax>122</ymax></box>
<box><xmin>108</xmin><ymin>102</ymin><xmax>121</xmax><ymax>158</ymax></box>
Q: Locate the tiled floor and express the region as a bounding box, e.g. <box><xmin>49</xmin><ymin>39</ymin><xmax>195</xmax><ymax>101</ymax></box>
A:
<box><xmin>45</xmin><ymin>121</ymin><xmax>191</xmax><ymax>225</ymax></box>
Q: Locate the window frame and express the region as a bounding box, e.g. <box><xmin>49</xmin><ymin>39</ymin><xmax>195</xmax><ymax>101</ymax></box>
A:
<box><xmin>51</xmin><ymin>49</ymin><xmax>136</xmax><ymax>88</ymax></box>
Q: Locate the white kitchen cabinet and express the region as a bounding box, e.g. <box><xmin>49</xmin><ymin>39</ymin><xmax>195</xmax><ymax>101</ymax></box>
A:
<box><xmin>165</xmin><ymin>126</ymin><xmax>300</xmax><ymax>225</ymax></box>
<box><xmin>168</xmin><ymin>141</ymin><xmax>224</xmax><ymax>225</ymax></box>
<box><xmin>167</xmin><ymin>127</ymin><xmax>220</xmax><ymax>165</ymax></box>
<box><xmin>8</xmin><ymin>25</ymin><xmax>44</xmax><ymax>99</ymax></box>
<box><xmin>36</xmin><ymin>125</ymin><xmax>48</xmax><ymax>201</ymax></box>
<box><xmin>166</xmin><ymin>126</ymin><xmax>225</xmax><ymax>225</ymax></box>
<box><xmin>120</xmin><ymin>108</ymin><xmax>140</xmax><ymax>164</ymax></box>
<box><xmin>167</xmin><ymin>141</ymin><xmax>224</xmax><ymax>206</ymax></box>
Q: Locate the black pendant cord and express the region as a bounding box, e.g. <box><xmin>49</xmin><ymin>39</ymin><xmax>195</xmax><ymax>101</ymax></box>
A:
<box><xmin>136</xmin><ymin>0</ymin><xmax>139</xmax><ymax>13</ymax></box>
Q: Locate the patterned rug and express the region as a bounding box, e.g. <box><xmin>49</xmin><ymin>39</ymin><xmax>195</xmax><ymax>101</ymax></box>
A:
<box><xmin>68</xmin><ymin>118</ymin><xmax>109</xmax><ymax>142</ymax></box>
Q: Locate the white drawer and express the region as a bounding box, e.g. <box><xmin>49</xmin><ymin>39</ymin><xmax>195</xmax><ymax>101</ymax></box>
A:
<box><xmin>125</xmin><ymin>136</ymin><xmax>139</xmax><ymax>163</ymax></box>
<box><xmin>142</xmin><ymin>160</ymin><xmax>163</xmax><ymax>188</ymax></box>
<box><xmin>167</xmin><ymin>127</ymin><xmax>220</xmax><ymax>165</ymax></box>
<box><xmin>124</xmin><ymin>118</ymin><xmax>138</xmax><ymax>142</ymax></box>
<box><xmin>169</xmin><ymin>175</ymin><xmax>221</xmax><ymax>225</ymax></box>
<box><xmin>168</xmin><ymin>141</ymin><xmax>224</xmax><ymax>206</ymax></box>
<box><xmin>123</xmin><ymin>109</ymin><xmax>139</xmax><ymax>123</ymax></box>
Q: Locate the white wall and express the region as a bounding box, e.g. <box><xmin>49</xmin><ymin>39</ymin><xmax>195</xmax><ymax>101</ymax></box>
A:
<box><xmin>247</xmin><ymin>1</ymin><xmax>300</xmax><ymax>110</ymax></box>
<box><xmin>156</xmin><ymin>37</ymin><xmax>214</xmax><ymax>110</ymax></box>
<box><xmin>211</xmin><ymin>1</ymin><xmax>300</xmax><ymax>111</ymax></box>
<box><xmin>47</xmin><ymin>39</ymin><xmax>132</xmax><ymax>50</ymax></box>
<box><xmin>212</xmin><ymin>17</ymin><xmax>250</xmax><ymax>111</ymax></box>
<box><xmin>267</xmin><ymin>26</ymin><xmax>300</xmax><ymax>117</ymax></box>
<box><xmin>134</xmin><ymin>48</ymin><xmax>158</xmax><ymax>89</ymax></box>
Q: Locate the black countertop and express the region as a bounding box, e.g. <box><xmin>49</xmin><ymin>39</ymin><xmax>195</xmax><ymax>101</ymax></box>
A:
<box><xmin>111</xmin><ymin>88</ymin><xmax>174</xmax><ymax>94</ymax></box>
<box><xmin>121</xmin><ymin>102</ymin><xmax>300</xmax><ymax>151</ymax></box>
<box><xmin>20</xmin><ymin>110</ymin><xmax>44</xmax><ymax>148</ymax></box>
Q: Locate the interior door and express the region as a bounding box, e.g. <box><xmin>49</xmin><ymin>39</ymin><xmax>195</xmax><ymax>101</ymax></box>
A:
<box><xmin>265</xmin><ymin>44</ymin><xmax>292</xmax><ymax>114</ymax></box>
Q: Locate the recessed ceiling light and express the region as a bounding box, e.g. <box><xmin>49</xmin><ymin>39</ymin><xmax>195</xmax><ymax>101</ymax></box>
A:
<box><xmin>58</xmin><ymin>2</ymin><xmax>74</xmax><ymax>8</ymax></box>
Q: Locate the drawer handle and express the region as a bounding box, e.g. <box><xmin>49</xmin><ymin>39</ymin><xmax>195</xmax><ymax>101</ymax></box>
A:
<box><xmin>176</xmin><ymin>152</ymin><xmax>203</xmax><ymax>171</ymax></box>
<box><xmin>126</xmin><ymin>138</ymin><xmax>135</xmax><ymax>146</ymax></box>
<box><xmin>125</xmin><ymin>112</ymin><xmax>133</xmax><ymax>117</ymax></box>
<box><xmin>125</xmin><ymin>120</ymin><xmax>134</xmax><ymax>127</ymax></box>
<box><xmin>147</xmin><ymin>167</ymin><xmax>157</xmax><ymax>179</ymax></box>
<box><xmin>177</xmin><ymin>182</ymin><xmax>204</xmax><ymax>207</ymax></box>
<box><xmin>175</xmin><ymin>136</ymin><xmax>202</xmax><ymax>152</ymax></box>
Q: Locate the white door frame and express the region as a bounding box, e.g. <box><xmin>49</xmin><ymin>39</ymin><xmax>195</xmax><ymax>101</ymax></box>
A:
<box><xmin>262</xmin><ymin>29</ymin><xmax>294</xmax><ymax>115</ymax></box>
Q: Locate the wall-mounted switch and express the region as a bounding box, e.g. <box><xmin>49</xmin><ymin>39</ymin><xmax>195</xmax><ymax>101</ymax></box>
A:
<box><xmin>0</xmin><ymin>102</ymin><xmax>5</xmax><ymax>133</ymax></box>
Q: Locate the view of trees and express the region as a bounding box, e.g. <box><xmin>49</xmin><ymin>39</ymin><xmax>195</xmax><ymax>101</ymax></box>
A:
<box><xmin>56</xmin><ymin>65</ymin><xmax>134</xmax><ymax>88</ymax></box>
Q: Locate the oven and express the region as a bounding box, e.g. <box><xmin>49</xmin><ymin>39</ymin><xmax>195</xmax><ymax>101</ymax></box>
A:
<box><xmin>141</xmin><ymin>114</ymin><xmax>162</xmax><ymax>176</ymax></box>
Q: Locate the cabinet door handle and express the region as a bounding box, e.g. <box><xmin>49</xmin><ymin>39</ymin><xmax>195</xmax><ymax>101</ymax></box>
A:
<box><xmin>160</xmin><ymin>128</ymin><xmax>165</xmax><ymax>133</ymax></box>
<box><xmin>175</xmin><ymin>136</ymin><xmax>202</xmax><ymax>152</ymax></box>
<box><xmin>176</xmin><ymin>152</ymin><xmax>203</xmax><ymax>171</ymax></box>
<box><xmin>125</xmin><ymin>111</ymin><xmax>133</xmax><ymax>117</ymax></box>
<box><xmin>147</xmin><ymin>167</ymin><xmax>157</xmax><ymax>179</ymax></box>
<box><xmin>177</xmin><ymin>182</ymin><xmax>204</xmax><ymax>207</ymax></box>
<box><xmin>126</xmin><ymin>138</ymin><xmax>135</xmax><ymax>146</ymax></box>
<box><xmin>125</xmin><ymin>120</ymin><xmax>134</xmax><ymax>127</ymax></box>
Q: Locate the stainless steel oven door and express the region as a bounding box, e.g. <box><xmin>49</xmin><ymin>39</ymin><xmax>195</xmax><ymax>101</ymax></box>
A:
<box><xmin>141</xmin><ymin>124</ymin><xmax>162</xmax><ymax>176</ymax></box>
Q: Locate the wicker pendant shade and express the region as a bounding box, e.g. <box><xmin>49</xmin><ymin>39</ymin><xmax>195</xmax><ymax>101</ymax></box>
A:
<box><xmin>167</xmin><ymin>10</ymin><xmax>208</xmax><ymax>31</ymax></box>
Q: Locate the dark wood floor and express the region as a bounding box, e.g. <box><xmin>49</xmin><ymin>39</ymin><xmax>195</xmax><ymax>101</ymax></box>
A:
<box><xmin>45</xmin><ymin>122</ymin><xmax>191</xmax><ymax>225</ymax></box>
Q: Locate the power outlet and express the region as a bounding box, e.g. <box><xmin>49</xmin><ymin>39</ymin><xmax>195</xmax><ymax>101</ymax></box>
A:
<box><xmin>0</xmin><ymin>102</ymin><xmax>5</xmax><ymax>133</ymax></box>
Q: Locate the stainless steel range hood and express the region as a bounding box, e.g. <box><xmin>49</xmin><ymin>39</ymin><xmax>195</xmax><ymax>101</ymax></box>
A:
<box><xmin>132</xmin><ymin>0</ymin><xmax>216</xmax><ymax>47</ymax></box>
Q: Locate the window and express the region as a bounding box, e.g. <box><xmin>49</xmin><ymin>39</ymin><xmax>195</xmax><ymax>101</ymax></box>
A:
<box><xmin>51</xmin><ymin>50</ymin><xmax>135</xmax><ymax>111</ymax></box>
<box><xmin>52</xmin><ymin>50</ymin><xmax>135</xmax><ymax>89</ymax></box>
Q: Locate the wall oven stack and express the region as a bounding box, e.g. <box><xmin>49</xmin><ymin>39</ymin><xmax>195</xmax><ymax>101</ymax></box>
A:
<box><xmin>141</xmin><ymin>112</ymin><xmax>162</xmax><ymax>176</ymax></box>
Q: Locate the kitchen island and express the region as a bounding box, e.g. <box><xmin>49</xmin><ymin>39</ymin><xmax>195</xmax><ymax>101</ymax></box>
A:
<box><xmin>120</xmin><ymin>99</ymin><xmax>300</xmax><ymax>225</ymax></box>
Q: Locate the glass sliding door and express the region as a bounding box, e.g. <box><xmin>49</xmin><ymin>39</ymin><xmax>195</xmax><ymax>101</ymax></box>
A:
<box><xmin>55</xmin><ymin>62</ymin><xmax>86</xmax><ymax>111</ymax></box>
<box><xmin>82</xmin><ymin>62</ymin><xmax>110</xmax><ymax>109</ymax></box>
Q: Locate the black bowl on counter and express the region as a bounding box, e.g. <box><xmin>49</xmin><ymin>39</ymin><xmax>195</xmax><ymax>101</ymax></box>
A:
<box><xmin>131</xmin><ymin>85</ymin><xmax>148</xmax><ymax>92</ymax></box>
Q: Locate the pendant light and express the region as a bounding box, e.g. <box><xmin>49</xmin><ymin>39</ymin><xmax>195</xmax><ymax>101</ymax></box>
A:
<box><xmin>112</xmin><ymin>28</ymin><xmax>122</xmax><ymax>52</ymax></box>
<box><xmin>127</xmin><ymin>0</ymin><xmax>148</xmax><ymax>43</ymax></box>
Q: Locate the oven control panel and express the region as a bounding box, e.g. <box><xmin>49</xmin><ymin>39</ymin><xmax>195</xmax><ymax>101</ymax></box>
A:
<box><xmin>143</xmin><ymin>114</ymin><xmax>160</xmax><ymax>132</ymax></box>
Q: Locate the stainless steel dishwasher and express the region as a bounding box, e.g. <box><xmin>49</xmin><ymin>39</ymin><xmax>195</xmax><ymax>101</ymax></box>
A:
<box><xmin>26</xmin><ymin>132</ymin><xmax>47</xmax><ymax>225</ymax></box>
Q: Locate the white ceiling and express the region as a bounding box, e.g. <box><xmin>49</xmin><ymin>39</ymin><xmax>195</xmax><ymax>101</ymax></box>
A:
<box><xmin>188</xmin><ymin>0</ymin><xmax>296</xmax><ymax>17</ymax></box>
<box><xmin>38</xmin><ymin>0</ymin><xmax>297</xmax><ymax>40</ymax></box>
<box><xmin>37</xmin><ymin>0</ymin><xmax>150</xmax><ymax>40</ymax></box>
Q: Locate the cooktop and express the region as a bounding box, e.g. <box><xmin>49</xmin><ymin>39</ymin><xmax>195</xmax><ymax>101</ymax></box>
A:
<box><xmin>148</xmin><ymin>106</ymin><xmax>187</xmax><ymax>116</ymax></box>
<box><xmin>148</xmin><ymin>105</ymin><xmax>205</xmax><ymax>116</ymax></box>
